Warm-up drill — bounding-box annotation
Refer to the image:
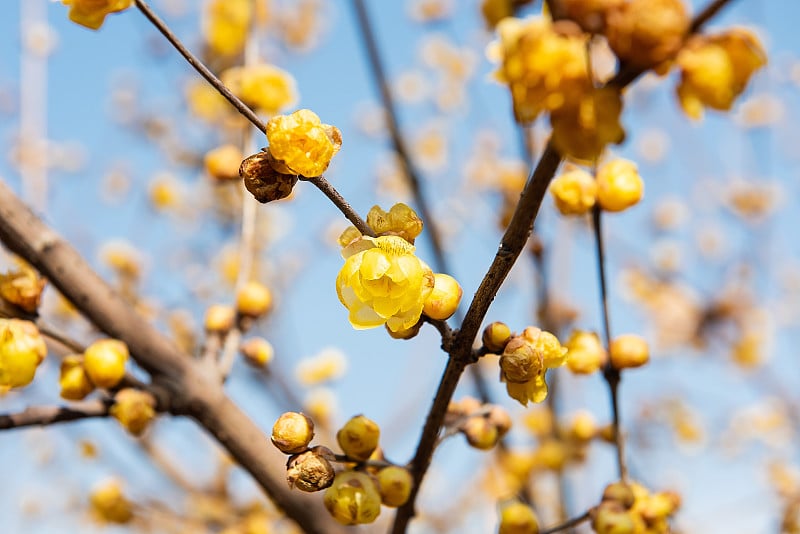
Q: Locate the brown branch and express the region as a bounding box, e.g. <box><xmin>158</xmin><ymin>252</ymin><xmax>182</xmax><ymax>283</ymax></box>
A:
<box><xmin>0</xmin><ymin>399</ymin><xmax>113</xmax><ymax>430</ymax></box>
<box><xmin>0</xmin><ymin>180</ymin><xmax>345</xmax><ymax>534</ymax></box>
<box><xmin>540</xmin><ymin>510</ymin><xmax>592</xmax><ymax>534</ymax></box>
<box><xmin>303</xmin><ymin>175</ymin><xmax>376</xmax><ymax>237</ymax></box>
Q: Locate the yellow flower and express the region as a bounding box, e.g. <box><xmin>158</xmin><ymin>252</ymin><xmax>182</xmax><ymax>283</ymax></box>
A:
<box><xmin>498</xmin><ymin>500</ymin><xmax>539</xmax><ymax>534</ymax></box>
<box><xmin>186</xmin><ymin>80</ymin><xmax>229</xmax><ymax>123</ymax></box>
<box><xmin>500</xmin><ymin>327</ymin><xmax>567</xmax><ymax>406</ymax></box>
<box><xmin>59</xmin><ymin>355</ymin><xmax>95</xmax><ymax>401</ymax></box>
<box><xmin>266</xmin><ymin>109</ymin><xmax>342</xmax><ymax>177</ymax></box>
<box><xmin>62</xmin><ymin>0</ymin><xmax>132</xmax><ymax>30</ymax></box>
<box><xmin>0</xmin><ymin>267</ymin><xmax>46</xmax><ymax>313</ymax></box>
<box><xmin>110</xmin><ymin>388</ymin><xmax>157</xmax><ymax>436</ymax></box>
<box><xmin>336</xmin><ymin>236</ymin><xmax>435</xmax><ymax>333</ymax></box>
<box><xmin>491</xmin><ymin>16</ymin><xmax>591</xmax><ymax>123</ymax></box>
<box><xmin>90</xmin><ymin>479</ymin><xmax>133</xmax><ymax>524</ymax></box>
<box><xmin>549</xmin><ymin>167</ymin><xmax>597</xmax><ymax>215</ymax></box>
<box><xmin>550</xmin><ymin>87</ymin><xmax>625</xmax><ymax>162</ymax></box>
<box><xmin>564</xmin><ymin>330</ymin><xmax>607</xmax><ymax>374</ymax></box>
<box><xmin>83</xmin><ymin>339</ymin><xmax>129</xmax><ymax>389</ymax></box>
<box><xmin>205</xmin><ymin>144</ymin><xmax>244</xmax><ymax>182</ymax></box>
<box><xmin>0</xmin><ymin>319</ymin><xmax>47</xmax><ymax>388</ymax></box>
<box><xmin>676</xmin><ymin>29</ymin><xmax>766</xmax><ymax>120</ymax></box>
<box><xmin>220</xmin><ymin>64</ymin><xmax>298</xmax><ymax>115</ymax></box>
<box><xmin>596</xmin><ymin>158</ymin><xmax>643</xmax><ymax>212</ymax></box>
<box><xmin>203</xmin><ymin>0</ymin><xmax>251</xmax><ymax>57</ymax></box>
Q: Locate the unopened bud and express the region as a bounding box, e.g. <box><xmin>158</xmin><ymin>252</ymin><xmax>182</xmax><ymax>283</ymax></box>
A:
<box><xmin>499</xmin><ymin>500</ymin><xmax>540</xmax><ymax>534</ymax></box>
<box><xmin>90</xmin><ymin>479</ymin><xmax>133</xmax><ymax>524</ymax></box>
<box><xmin>482</xmin><ymin>321</ymin><xmax>512</xmax><ymax>352</ymax></box>
<box><xmin>286</xmin><ymin>446</ymin><xmax>336</xmax><ymax>492</ymax></box>
<box><xmin>83</xmin><ymin>339</ymin><xmax>129</xmax><ymax>389</ymax></box>
<box><xmin>462</xmin><ymin>416</ymin><xmax>500</xmax><ymax>450</ymax></box>
<box><xmin>0</xmin><ymin>268</ymin><xmax>46</xmax><ymax>313</ymax></box>
<box><xmin>272</xmin><ymin>412</ymin><xmax>315</xmax><ymax>454</ymax></box>
<box><xmin>240</xmin><ymin>337</ymin><xmax>274</xmax><ymax>368</ymax></box>
<box><xmin>59</xmin><ymin>355</ymin><xmax>95</xmax><ymax>401</ymax></box>
<box><xmin>240</xmin><ymin>150</ymin><xmax>299</xmax><ymax>203</ymax></box>
<box><xmin>323</xmin><ymin>471</ymin><xmax>382</xmax><ymax>525</ymax></box>
<box><xmin>609</xmin><ymin>334</ymin><xmax>649</xmax><ymax>369</ymax></box>
<box><xmin>337</xmin><ymin>414</ymin><xmax>380</xmax><ymax>461</ymax></box>
<box><xmin>423</xmin><ymin>273</ymin><xmax>462</xmax><ymax>320</ymax></box>
<box><xmin>386</xmin><ymin>320</ymin><xmax>422</xmax><ymax>340</ymax></box>
<box><xmin>500</xmin><ymin>337</ymin><xmax>540</xmax><ymax>383</ymax></box>
<box><xmin>111</xmin><ymin>388</ymin><xmax>156</xmax><ymax>436</ymax></box>
<box><xmin>376</xmin><ymin>466</ymin><xmax>413</xmax><ymax>507</ymax></box>
<box><xmin>488</xmin><ymin>405</ymin><xmax>513</xmax><ymax>438</ymax></box>
<box><xmin>592</xmin><ymin>502</ymin><xmax>636</xmax><ymax>534</ymax></box>
<box><xmin>205</xmin><ymin>144</ymin><xmax>244</xmax><ymax>181</ymax></box>
<box><xmin>602</xmin><ymin>482</ymin><xmax>636</xmax><ymax>509</ymax></box>
<box><xmin>236</xmin><ymin>281</ymin><xmax>273</xmax><ymax>318</ymax></box>
<box><xmin>204</xmin><ymin>304</ymin><xmax>235</xmax><ymax>333</ymax></box>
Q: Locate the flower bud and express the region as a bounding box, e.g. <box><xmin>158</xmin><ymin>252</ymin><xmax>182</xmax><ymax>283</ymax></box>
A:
<box><xmin>564</xmin><ymin>330</ymin><xmax>607</xmax><ymax>375</ymax></box>
<box><xmin>592</xmin><ymin>502</ymin><xmax>636</xmax><ymax>534</ymax></box>
<box><xmin>236</xmin><ymin>281</ymin><xmax>273</xmax><ymax>318</ymax></box>
<box><xmin>337</xmin><ymin>414</ymin><xmax>380</xmax><ymax>461</ymax></box>
<box><xmin>609</xmin><ymin>334</ymin><xmax>649</xmax><ymax>369</ymax></box>
<box><xmin>602</xmin><ymin>482</ymin><xmax>636</xmax><ymax>509</ymax></box>
<box><xmin>498</xmin><ymin>500</ymin><xmax>540</xmax><ymax>534</ymax></box>
<box><xmin>240</xmin><ymin>337</ymin><xmax>274</xmax><ymax>368</ymax></box>
<box><xmin>205</xmin><ymin>144</ymin><xmax>244</xmax><ymax>181</ymax></box>
<box><xmin>0</xmin><ymin>318</ymin><xmax>47</xmax><ymax>388</ymax></box>
<box><xmin>110</xmin><ymin>388</ymin><xmax>157</xmax><ymax>436</ymax></box>
<box><xmin>500</xmin><ymin>337</ymin><xmax>540</xmax><ymax>383</ymax></box>
<box><xmin>549</xmin><ymin>167</ymin><xmax>597</xmax><ymax>216</ymax></box>
<box><xmin>323</xmin><ymin>471</ymin><xmax>382</xmax><ymax>525</ymax></box>
<box><xmin>59</xmin><ymin>355</ymin><xmax>95</xmax><ymax>401</ymax></box>
<box><xmin>272</xmin><ymin>412</ymin><xmax>315</xmax><ymax>454</ymax></box>
<box><xmin>533</xmin><ymin>439</ymin><xmax>567</xmax><ymax>471</ymax></box>
<box><xmin>462</xmin><ymin>416</ymin><xmax>500</xmax><ymax>450</ymax></box>
<box><xmin>596</xmin><ymin>159</ymin><xmax>644</xmax><ymax>212</ymax></box>
<box><xmin>483</xmin><ymin>321</ymin><xmax>512</xmax><ymax>353</ymax></box>
<box><xmin>240</xmin><ymin>150</ymin><xmax>299</xmax><ymax>203</ymax></box>
<box><xmin>83</xmin><ymin>339</ymin><xmax>129</xmax><ymax>389</ymax></box>
<box><xmin>376</xmin><ymin>466</ymin><xmax>413</xmax><ymax>507</ymax></box>
<box><xmin>605</xmin><ymin>0</ymin><xmax>689</xmax><ymax>69</ymax></box>
<box><xmin>567</xmin><ymin>410</ymin><xmax>597</xmax><ymax>442</ymax></box>
<box><xmin>286</xmin><ymin>446</ymin><xmax>336</xmax><ymax>492</ymax></box>
<box><xmin>0</xmin><ymin>267</ymin><xmax>46</xmax><ymax>313</ymax></box>
<box><xmin>366</xmin><ymin>203</ymin><xmax>424</xmax><ymax>244</ymax></box>
<box><xmin>204</xmin><ymin>304</ymin><xmax>235</xmax><ymax>333</ymax></box>
<box><xmin>640</xmin><ymin>491</ymin><xmax>680</xmax><ymax>521</ymax></box>
<box><xmin>90</xmin><ymin>479</ymin><xmax>133</xmax><ymax>524</ymax></box>
<box><xmin>488</xmin><ymin>405</ymin><xmax>513</xmax><ymax>438</ymax></box>
<box><xmin>423</xmin><ymin>273</ymin><xmax>462</xmax><ymax>320</ymax></box>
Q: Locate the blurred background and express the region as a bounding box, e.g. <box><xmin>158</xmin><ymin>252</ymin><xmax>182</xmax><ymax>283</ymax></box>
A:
<box><xmin>1</xmin><ymin>0</ymin><xmax>799</xmax><ymax>532</ymax></box>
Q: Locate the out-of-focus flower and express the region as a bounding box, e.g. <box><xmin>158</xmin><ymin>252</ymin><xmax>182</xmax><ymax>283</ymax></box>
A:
<box><xmin>110</xmin><ymin>388</ymin><xmax>157</xmax><ymax>436</ymax></box>
<box><xmin>83</xmin><ymin>339</ymin><xmax>129</xmax><ymax>389</ymax></box>
<box><xmin>61</xmin><ymin>0</ymin><xmax>132</xmax><ymax>30</ymax></box>
<box><xmin>59</xmin><ymin>355</ymin><xmax>95</xmax><ymax>400</ymax></box>
<box><xmin>0</xmin><ymin>266</ymin><xmax>46</xmax><ymax>313</ymax></box>
<box><xmin>564</xmin><ymin>330</ymin><xmax>607</xmax><ymax>374</ymax></box>
<box><xmin>0</xmin><ymin>318</ymin><xmax>47</xmax><ymax>388</ymax></box>
<box><xmin>203</xmin><ymin>0</ymin><xmax>251</xmax><ymax>56</ymax></box>
<box><xmin>549</xmin><ymin>166</ymin><xmax>597</xmax><ymax>215</ymax></box>
<box><xmin>205</xmin><ymin>145</ymin><xmax>243</xmax><ymax>182</ymax></box>
<box><xmin>605</xmin><ymin>0</ymin><xmax>689</xmax><ymax>69</ymax></box>
<box><xmin>596</xmin><ymin>158</ymin><xmax>643</xmax><ymax>212</ymax></box>
<box><xmin>377</xmin><ymin>466</ymin><xmax>413</xmax><ymax>507</ymax></box>
<box><xmin>296</xmin><ymin>347</ymin><xmax>347</xmax><ymax>385</ymax></box>
<box><xmin>90</xmin><ymin>479</ymin><xmax>133</xmax><ymax>524</ymax></box>
<box><xmin>220</xmin><ymin>64</ymin><xmax>298</xmax><ymax>115</ymax></box>
<box><xmin>266</xmin><ymin>109</ymin><xmax>342</xmax><ymax>177</ymax></box>
<box><xmin>550</xmin><ymin>87</ymin><xmax>625</xmax><ymax>162</ymax></box>
<box><xmin>336</xmin><ymin>236</ymin><xmax>435</xmax><ymax>333</ymax></box>
<box><xmin>498</xmin><ymin>500</ymin><xmax>539</xmax><ymax>534</ymax></box>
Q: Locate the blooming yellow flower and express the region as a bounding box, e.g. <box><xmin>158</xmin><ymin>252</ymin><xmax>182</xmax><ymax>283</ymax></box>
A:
<box><xmin>676</xmin><ymin>29</ymin><xmax>767</xmax><ymax>120</ymax></box>
<box><xmin>0</xmin><ymin>318</ymin><xmax>47</xmax><ymax>388</ymax></box>
<box><xmin>266</xmin><ymin>109</ymin><xmax>342</xmax><ymax>177</ymax></box>
<box><xmin>490</xmin><ymin>16</ymin><xmax>591</xmax><ymax>123</ymax></box>
<box><xmin>0</xmin><ymin>267</ymin><xmax>46</xmax><ymax>313</ymax></box>
<box><xmin>336</xmin><ymin>236</ymin><xmax>435</xmax><ymax>333</ymax></box>
<box><xmin>203</xmin><ymin>0</ymin><xmax>251</xmax><ymax>57</ymax></box>
<box><xmin>500</xmin><ymin>327</ymin><xmax>567</xmax><ymax>406</ymax></box>
<box><xmin>220</xmin><ymin>64</ymin><xmax>298</xmax><ymax>115</ymax></box>
<box><xmin>61</xmin><ymin>0</ymin><xmax>132</xmax><ymax>30</ymax></box>
<box><xmin>549</xmin><ymin>166</ymin><xmax>597</xmax><ymax>215</ymax></box>
<box><xmin>596</xmin><ymin>158</ymin><xmax>644</xmax><ymax>212</ymax></box>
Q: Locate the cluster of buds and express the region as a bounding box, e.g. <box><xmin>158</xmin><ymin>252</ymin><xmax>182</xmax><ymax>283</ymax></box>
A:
<box><xmin>591</xmin><ymin>481</ymin><xmax>681</xmax><ymax>534</ymax></box>
<box><xmin>0</xmin><ymin>266</ymin><xmax>46</xmax><ymax>313</ymax></box>
<box><xmin>446</xmin><ymin>397</ymin><xmax>512</xmax><ymax>451</ymax></box>
<box><xmin>271</xmin><ymin>412</ymin><xmax>336</xmax><ymax>493</ymax></box>
<box><xmin>499</xmin><ymin>326</ymin><xmax>569</xmax><ymax>405</ymax></box>
<box><xmin>548</xmin><ymin>159</ymin><xmax>644</xmax><ymax>216</ymax></box>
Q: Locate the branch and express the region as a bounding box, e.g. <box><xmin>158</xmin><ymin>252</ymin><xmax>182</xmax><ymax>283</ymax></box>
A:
<box><xmin>0</xmin><ymin>180</ymin><xmax>346</xmax><ymax>534</ymax></box>
<box><xmin>540</xmin><ymin>510</ymin><xmax>592</xmax><ymax>534</ymax></box>
<box><xmin>303</xmin><ymin>175</ymin><xmax>376</xmax><ymax>237</ymax></box>
<box><xmin>0</xmin><ymin>399</ymin><xmax>112</xmax><ymax>430</ymax></box>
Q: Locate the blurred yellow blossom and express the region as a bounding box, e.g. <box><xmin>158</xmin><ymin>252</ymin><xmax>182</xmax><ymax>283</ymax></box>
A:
<box><xmin>62</xmin><ymin>0</ymin><xmax>132</xmax><ymax>30</ymax></box>
<box><xmin>203</xmin><ymin>0</ymin><xmax>251</xmax><ymax>57</ymax></box>
<box><xmin>0</xmin><ymin>318</ymin><xmax>47</xmax><ymax>388</ymax></box>
<box><xmin>296</xmin><ymin>347</ymin><xmax>347</xmax><ymax>386</ymax></box>
<box><xmin>220</xmin><ymin>64</ymin><xmax>298</xmax><ymax>115</ymax></box>
<box><xmin>0</xmin><ymin>266</ymin><xmax>46</xmax><ymax>313</ymax></box>
<box><xmin>90</xmin><ymin>479</ymin><xmax>133</xmax><ymax>524</ymax></box>
<box><xmin>549</xmin><ymin>166</ymin><xmax>597</xmax><ymax>215</ymax></box>
<box><xmin>596</xmin><ymin>158</ymin><xmax>643</xmax><ymax>212</ymax></box>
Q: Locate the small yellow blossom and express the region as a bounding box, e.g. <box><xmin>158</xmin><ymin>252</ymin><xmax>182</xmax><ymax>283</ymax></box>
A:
<box><xmin>336</xmin><ymin>236</ymin><xmax>435</xmax><ymax>333</ymax></box>
<box><xmin>205</xmin><ymin>145</ymin><xmax>244</xmax><ymax>182</ymax></box>
<box><xmin>59</xmin><ymin>355</ymin><xmax>95</xmax><ymax>401</ymax></box>
<box><xmin>62</xmin><ymin>0</ymin><xmax>132</xmax><ymax>30</ymax></box>
<box><xmin>90</xmin><ymin>479</ymin><xmax>133</xmax><ymax>524</ymax></box>
<box><xmin>491</xmin><ymin>16</ymin><xmax>591</xmax><ymax>123</ymax></box>
<box><xmin>324</xmin><ymin>471</ymin><xmax>382</xmax><ymax>525</ymax></box>
<box><xmin>337</xmin><ymin>415</ymin><xmax>380</xmax><ymax>461</ymax></box>
<box><xmin>483</xmin><ymin>321</ymin><xmax>512</xmax><ymax>353</ymax></box>
<box><xmin>500</xmin><ymin>327</ymin><xmax>568</xmax><ymax>406</ymax></box>
<box><xmin>186</xmin><ymin>80</ymin><xmax>229</xmax><ymax>123</ymax></box>
<box><xmin>203</xmin><ymin>0</ymin><xmax>251</xmax><ymax>57</ymax></box>
<box><xmin>596</xmin><ymin>159</ymin><xmax>644</xmax><ymax>212</ymax></box>
<box><xmin>0</xmin><ymin>267</ymin><xmax>46</xmax><ymax>313</ymax></box>
<box><xmin>110</xmin><ymin>388</ymin><xmax>157</xmax><ymax>436</ymax></box>
<box><xmin>296</xmin><ymin>347</ymin><xmax>347</xmax><ymax>386</ymax></box>
<box><xmin>0</xmin><ymin>318</ymin><xmax>47</xmax><ymax>388</ymax></box>
<box><xmin>272</xmin><ymin>412</ymin><xmax>315</xmax><ymax>454</ymax></box>
<box><xmin>550</xmin><ymin>87</ymin><xmax>625</xmax><ymax>162</ymax></box>
<box><xmin>236</xmin><ymin>281</ymin><xmax>273</xmax><ymax>318</ymax></box>
<box><xmin>220</xmin><ymin>64</ymin><xmax>298</xmax><ymax>115</ymax></box>
<box><xmin>266</xmin><ymin>109</ymin><xmax>342</xmax><ymax>177</ymax></box>
<box><xmin>83</xmin><ymin>339</ymin><xmax>129</xmax><ymax>389</ymax></box>
<box><xmin>609</xmin><ymin>334</ymin><xmax>649</xmax><ymax>369</ymax></box>
<box><xmin>564</xmin><ymin>330</ymin><xmax>607</xmax><ymax>374</ymax></box>
<box><xmin>498</xmin><ymin>500</ymin><xmax>539</xmax><ymax>534</ymax></box>
<box><xmin>676</xmin><ymin>29</ymin><xmax>767</xmax><ymax>120</ymax></box>
<box><xmin>549</xmin><ymin>167</ymin><xmax>598</xmax><ymax>215</ymax></box>
<box><xmin>240</xmin><ymin>337</ymin><xmax>274</xmax><ymax>368</ymax></box>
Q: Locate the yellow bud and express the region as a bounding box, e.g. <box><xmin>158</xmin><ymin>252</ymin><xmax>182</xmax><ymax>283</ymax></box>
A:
<box><xmin>564</xmin><ymin>330</ymin><xmax>607</xmax><ymax>374</ymax></box>
<box><xmin>549</xmin><ymin>167</ymin><xmax>597</xmax><ymax>215</ymax></box>
<box><xmin>500</xmin><ymin>337</ymin><xmax>541</xmax><ymax>383</ymax></box>
<box><xmin>640</xmin><ymin>491</ymin><xmax>680</xmax><ymax>521</ymax></box>
<box><xmin>602</xmin><ymin>482</ymin><xmax>636</xmax><ymax>509</ymax></box>
<box><xmin>205</xmin><ymin>144</ymin><xmax>244</xmax><ymax>181</ymax></box>
<box><xmin>63</xmin><ymin>0</ymin><xmax>133</xmax><ymax>30</ymax></box>
<box><xmin>609</xmin><ymin>334</ymin><xmax>649</xmax><ymax>369</ymax></box>
<box><xmin>286</xmin><ymin>446</ymin><xmax>336</xmax><ymax>493</ymax></box>
<box><xmin>462</xmin><ymin>416</ymin><xmax>500</xmax><ymax>450</ymax></box>
<box><xmin>0</xmin><ymin>268</ymin><xmax>46</xmax><ymax>313</ymax></box>
<box><xmin>205</xmin><ymin>304</ymin><xmax>235</xmax><ymax>333</ymax></box>
<box><xmin>423</xmin><ymin>273</ymin><xmax>462</xmax><ymax>320</ymax></box>
<box><xmin>376</xmin><ymin>466</ymin><xmax>413</xmax><ymax>507</ymax></box>
<box><xmin>567</xmin><ymin>410</ymin><xmax>597</xmax><ymax>442</ymax></box>
<box><xmin>271</xmin><ymin>412</ymin><xmax>315</xmax><ymax>454</ymax></box>
<box><xmin>483</xmin><ymin>322</ymin><xmax>512</xmax><ymax>353</ymax></box>
<box><xmin>596</xmin><ymin>159</ymin><xmax>644</xmax><ymax>213</ymax></box>
<box><xmin>0</xmin><ymin>318</ymin><xmax>47</xmax><ymax>388</ymax></box>
<box><xmin>240</xmin><ymin>337</ymin><xmax>274</xmax><ymax>368</ymax></box>
<box><xmin>83</xmin><ymin>339</ymin><xmax>129</xmax><ymax>389</ymax></box>
<box><xmin>323</xmin><ymin>471</ymin><xmax>382</xmax><ymax>525</ymax></box>
<box><xmin>59</xmin><ymin>355</ymin><xmax>95</xmax><ymax>401</ymax></box>
<box><xmin>110</xmin><ymin>388</ymin><xmax>156</xmax><ymax>436</ymax></box>
<box><xmin>592</xmin><ymin>502</ymin><xmax>636</xmax><ymax>534</ymax></box>
<box><xmin>498</xmin><ymin>500</ymin><xmax>540</xmax><ymax>534</ymax></box>
<box><xmin>338</xmin><ymin>226</ymin><xmax>363</xmax><ymax>248</ymax></box>
<box><xmin>236</xmin><ymin>281</ymin><xmax>273</xmax><ymax>318</ymax></box>
<box><xmin>90</xmin><ymin>479</ymin><xmax>133</xmax><ymax>524</ymax></box>
<box><xmin>366</xmin><ymin>203</ymin><xmax>424</xmax><ymax>243</ymax></box>
<box><xmin>337</xmin><ymin>414</ymin><xmax>380</xmax><ymax>461</ymax></box>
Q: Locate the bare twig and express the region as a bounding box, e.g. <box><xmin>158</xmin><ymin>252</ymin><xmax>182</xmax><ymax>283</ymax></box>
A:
<box><xmin>540</xmin><ymin>510</ymin><xmax>592</xmax><ymax>534</ymax></box>
<box><xmin>0</xmin><ymin>399</ymin><xmax>113</xmax><ymax>430</ymax></box>
<box><xmin>302</xmin><ymin>175</ymin><xmax>376</xmax><ymax>237</ymax></box>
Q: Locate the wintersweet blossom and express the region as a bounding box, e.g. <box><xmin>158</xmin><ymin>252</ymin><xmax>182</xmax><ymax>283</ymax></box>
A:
<box><xmin>336</xmin><ymin>236</ymin><xmax>435</xmax><ymax>333</ymax></box>
<box><xmin>500</xmin><ymin>327</ymin><xmax>568</xmax><ymax>405</ymax></box>
<box><xmin>62</xmin><ymin>0</ymin><xmax>132</xmax><ymax>30</ymax></box>
<box><xmin>266</xmin><ymin>109</ymin><xmax>342</xmax><ymax>177</ymax></box>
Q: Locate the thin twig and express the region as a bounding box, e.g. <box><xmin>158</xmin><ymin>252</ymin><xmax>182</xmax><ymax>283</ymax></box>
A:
<box><xmin>0</xmin><ymin>399</ymin><xmax>113</xmax><ymax>430</ymax></box>
<box><xmin>540</xmin><ymin>510</ymin><xmax>592</xmax><ymax>534</ymax></box>
<box><xmin>303</xmin><ymin>175</ymin><xmax>375</xmax><ymax>237</ymax></box>
<box><xmin>592</xmin><ymin>206</ymin><xmax>628</xmax><ymax>482</ymax></box>
<box><xmin>132</xmin><ymin>0</ymin><xmax>267</xmax><ymax>133</ymax></box>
